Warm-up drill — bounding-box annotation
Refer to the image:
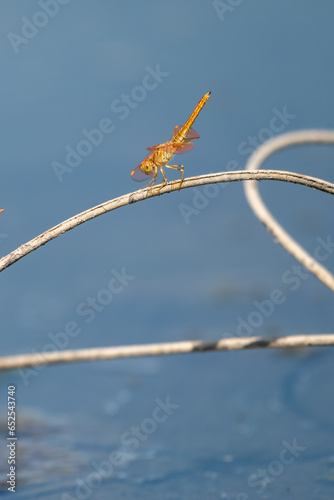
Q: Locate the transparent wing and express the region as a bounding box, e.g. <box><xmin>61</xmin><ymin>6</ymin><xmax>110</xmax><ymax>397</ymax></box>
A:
<box><xmin>186</xmin><ymin>128</ymin><xmax>200</xmax><ymax>140</ymax></box>
<box><xmin>171</xmin><ymin>142</ymin><xmax>194</xmax><ymax>154</ymax></box>
<box><xmin>172</xmin><ymin>125</ymin><xmax>200</xmax><ymax>140</ymax></box>
<box><xmin>130</xmin><ymin>164</ymin><xmax>153</xmax><ymax>182</ymax></box>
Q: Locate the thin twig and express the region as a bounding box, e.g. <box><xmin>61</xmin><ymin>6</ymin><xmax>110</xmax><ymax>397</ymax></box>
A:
<box><xmin>1</xmin><ymin>169</ymin><xmax>334</xmax><ymax>273</ymax></box>
<box><xmin>244</xmin><ymin>129</ymin><xmax>334</xmax><ymax>291</ymax></box>
<box><xmin>1</xmin><ymin>334</ymin><xmax>334</xmax><ymax>372</ymax></box>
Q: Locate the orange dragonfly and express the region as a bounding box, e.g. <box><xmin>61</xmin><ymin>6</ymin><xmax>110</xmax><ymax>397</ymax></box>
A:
<box><xmin>131</xmin><ymin>91</ymin><xmax>211</xmax><ymax>190</ymax></box>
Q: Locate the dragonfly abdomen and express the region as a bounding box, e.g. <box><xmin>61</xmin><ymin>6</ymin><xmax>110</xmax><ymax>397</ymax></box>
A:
<box><xmin>172</xmin><ymin>91</ymin><xmax>211</xmax><ymax>143</ymax></box>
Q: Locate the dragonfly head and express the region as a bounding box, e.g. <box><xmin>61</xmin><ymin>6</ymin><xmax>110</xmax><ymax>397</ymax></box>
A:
<box><xmin>131</xmin><ymin>155</ymin><xmax>155</xmax><ymax>182</ymax></box>
<box><xmin>140</xmin><ymin>157</ymin><xmax>155</xmax><ymax>175</ymax></box>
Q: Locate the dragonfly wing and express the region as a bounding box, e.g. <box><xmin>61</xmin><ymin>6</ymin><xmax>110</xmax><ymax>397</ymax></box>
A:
<box><xmin>186</xmin><ymin>128</ymin><xmax>200</xmax><ymax>140</ymax></box>
<box><xmin>130</xmin><ymin>164</ymin><xmax>153</xmax><ymax>182</ymax></box>
<box><xmin>171</xmin><ymin>125</ymin><xmax>200</xmax><ymax>140</ymax></box>
<box><xmin>172</xmin><ymin>125</ymin><xmax>181</xmax><ymax>138</ymax></box>
<box><xmin>172</xmin><ymin>142</ymin><xmax>194</xmax><ymax>154</ymax></box>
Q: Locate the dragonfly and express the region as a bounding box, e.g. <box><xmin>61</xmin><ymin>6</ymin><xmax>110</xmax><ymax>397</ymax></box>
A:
<box><xmin>131</xmin><ymin>91</ymin><xmax>211</xmax><ymax>190</ymax></box>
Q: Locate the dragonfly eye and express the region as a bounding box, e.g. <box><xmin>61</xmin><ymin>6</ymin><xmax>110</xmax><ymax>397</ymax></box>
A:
<box><xmin>141</xmin><ymin>161</ymin><xmax>153</xmax><ymax>174</ymax></box>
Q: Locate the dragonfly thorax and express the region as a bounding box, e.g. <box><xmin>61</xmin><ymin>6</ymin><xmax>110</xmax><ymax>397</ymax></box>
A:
<box><xmin>151</xmin><ymin>144</ymin><xmax>175</xmax><ymax>165</ymax></box>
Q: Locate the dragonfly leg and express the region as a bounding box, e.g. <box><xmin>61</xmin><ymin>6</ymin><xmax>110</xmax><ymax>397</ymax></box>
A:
<box><xmin>143</xmin><ymin>168</ymin><xmax>158</xmax><ymax>190</ymax></box>
<box><xmin>165</xmin><ymin>165</ymin><xmax>184</xmax><ymax>190</ymax></box>
<box><xmin>157</xmin><ymin>167</ymin><xmax>168</xmax><ymax>191</ymax></box>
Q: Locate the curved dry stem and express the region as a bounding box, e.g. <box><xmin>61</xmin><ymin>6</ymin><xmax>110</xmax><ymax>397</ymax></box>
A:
<box><xmin>244</xmin><ymin>129</ymin><xmax>334</xmax><ymax>291</ymax></box>
<box><xmin>1</xmin><ymin>168</ymin><xmax>334</xmax><ymax>274</ymax></box>
<box><xmin>1</xmin><ymin>334</ymin><xmax>334</xmax><ymax>372</ymax></box>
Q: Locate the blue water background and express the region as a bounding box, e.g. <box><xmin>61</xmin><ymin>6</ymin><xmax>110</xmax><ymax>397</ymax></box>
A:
<box><xmin>0</xmin><ymin>1</ymin><xmax>333</xmax><ymax>498</ymax></box>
